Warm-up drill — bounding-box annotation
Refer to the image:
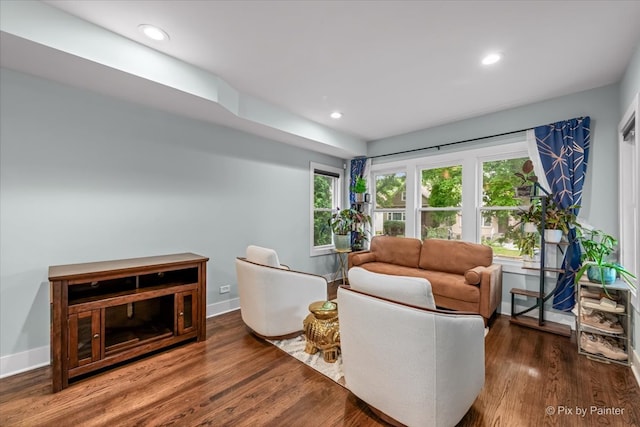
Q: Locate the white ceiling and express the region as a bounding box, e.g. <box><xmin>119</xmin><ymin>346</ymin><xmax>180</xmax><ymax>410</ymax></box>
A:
<box><xmin>3</xmin><ymin>1</ymin><xmax>640</xmax><ymax>156</ymax></box>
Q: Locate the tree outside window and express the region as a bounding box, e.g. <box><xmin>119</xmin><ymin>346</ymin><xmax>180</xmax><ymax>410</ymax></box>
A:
<box><xmin>373</xmin><ymin>172</ymin><xmax>406</xmax><ymax>236</ymax></box>
<box><xmin>420</xmin><ymin>165</ymin><xmax>462</xmax><ymax>240</ymax></box>
<box><xmin>311</xmin><ymin>164</ymin><xmax>342</xmax><ymax>254</ymax></box>
<box><xmin>481</xmin><ymin>157</ymin><xmax>531</xmax><ymax>258</ymax></box>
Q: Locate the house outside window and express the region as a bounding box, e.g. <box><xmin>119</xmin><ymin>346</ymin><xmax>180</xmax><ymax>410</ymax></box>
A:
<box><xmin>310</xmin><ymin>162</ymin><xmax>343</xmax><ymax>256</ymax></box>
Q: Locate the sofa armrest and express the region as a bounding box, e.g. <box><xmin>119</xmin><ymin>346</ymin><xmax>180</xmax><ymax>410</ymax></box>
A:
<box><xmin>348</xmin><ymin>251</ymin><xmax>376</xmax><ymax>269</ymax></box>
<box><xmin>477</xmin><ymin>263</ymin><xmax>503</xmax><ymax>322</ymax></box>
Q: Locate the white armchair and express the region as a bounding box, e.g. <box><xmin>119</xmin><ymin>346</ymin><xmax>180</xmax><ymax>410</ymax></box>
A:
<box><xmin>338</xmin><ymin>282</ymin><xmax>485</xmax><ymax>427</ymax></box>
<box><xmin>235</xmin><ymin>245</ymin><xmax>328</xmax><ymax>339</ymax></box>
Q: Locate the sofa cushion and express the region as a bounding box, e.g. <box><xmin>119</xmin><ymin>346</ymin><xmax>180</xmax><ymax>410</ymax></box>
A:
<box><xmin>348</xmin><ymin>267</ymin><xmax>436</xmax><ymax>309</ymax></box>
<box><xmin>370</xmin><ymin>236</ymin><xmax>422</xmax><ymax>268</ymax></box>
<box><xmin>420</xmin><ymin>270</ymin><xmax>480</xmax><ymax>303</ymax></box>
<box><xmin>419</xmin><ymin>239</ymin><xmax>492</xmax><ymax>274</ymax></box>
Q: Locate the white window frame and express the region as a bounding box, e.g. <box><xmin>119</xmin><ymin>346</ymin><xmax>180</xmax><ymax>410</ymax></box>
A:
<box><xmin>310</xmin><ymin>162</ymin><xmax>344</xmax><ymax>256</ymax></box>
<box><xmin>370</xmin><ymin>141</ymin><xmax>528</xmax><ymax>259</ymax></box>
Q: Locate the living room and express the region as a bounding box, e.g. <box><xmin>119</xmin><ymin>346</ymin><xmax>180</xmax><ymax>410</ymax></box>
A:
<box><xmin>1</xmin><ymin>1</ymin><xmax>640</xmax><ymax>426</ymax></box>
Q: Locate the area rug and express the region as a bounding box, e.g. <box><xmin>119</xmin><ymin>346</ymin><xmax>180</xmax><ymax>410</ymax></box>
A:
<box><xmin>268</xmin><ymin>327</ymin><xmax>488</xmax><ymax>388</ymax></box>
<box><xmin>267</xmin><ymin>335</ymin><xmax>346</xmax><ymax>387</ymax></box>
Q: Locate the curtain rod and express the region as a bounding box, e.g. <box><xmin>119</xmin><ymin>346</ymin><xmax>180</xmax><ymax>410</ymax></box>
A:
<box><xmin>368</xmin><ymin>127</ymin><xmax>530</xmax><ymax>159</ymax></box>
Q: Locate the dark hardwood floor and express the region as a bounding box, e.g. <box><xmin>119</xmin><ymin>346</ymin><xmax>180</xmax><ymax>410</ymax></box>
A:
<box><xmin>1</xmin><ymin>299</ymin><xmax>639</xmax><ymax>426</ymax></box>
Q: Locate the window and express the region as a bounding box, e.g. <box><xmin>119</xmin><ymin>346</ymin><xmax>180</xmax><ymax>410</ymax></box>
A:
<box><xmin>419</xmin><ymin>165</ymin><xmax>462</xmax><ymax>240</ymax></box>
<box><xmin>480</xmin><ymin>157</ymin><xmax>531</xmax><ymax>258</ymax></box>
<box><xmin>310</xmin><ymin>162</ymin><xmax>343</xmax><ymax>256</ymax></box>
<box><xmin>369</xmin><ymin>140</ymin><xmax>530</xmax><ymax>259</ymax></box>
<box><xmin>372</xmin><ymin>171</ymin><xmax>406</xmax><ymax>237</ymax></box>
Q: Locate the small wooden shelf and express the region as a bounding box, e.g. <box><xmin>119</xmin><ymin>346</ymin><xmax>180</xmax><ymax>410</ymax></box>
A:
<box><xmin>510</xmin><ymin>288</ymin><xmax>544</xmax><ymax>298</ymax></box>
<box><xmin>509</xmin><ymin>315</ymin><xmax>572</xmax><ymax>337</ymax></box>
<box><xmin>521</xmin><ymin>266</ymin><xmax>565</xmax><ymax>273</ymax></box>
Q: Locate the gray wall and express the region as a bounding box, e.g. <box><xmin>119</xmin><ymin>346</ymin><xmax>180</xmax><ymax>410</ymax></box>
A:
<box><xmin>0</xmin><ymin>69</ymin><xmax>340</xmax><ymax>358</ymax></box>
<box><xmin>620</xmin><ymin>41</ymin><xmax>640</xmax><ymax>112</ymax></box>
<box><xmin>369</xmin><ymin>83</ymin><xmax>621</xmax><ymax>237</ymax></box>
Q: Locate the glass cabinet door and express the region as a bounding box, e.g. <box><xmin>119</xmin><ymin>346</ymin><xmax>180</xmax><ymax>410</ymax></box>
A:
<box><xmin>177</xmin><ymin>290</ymin><xmax>197</xmax><ymax>335</ymax></box>
<box><xmin>68</xmin><ymin>309</ymin><xmax>101</xmax><ymax>368</ymax></box>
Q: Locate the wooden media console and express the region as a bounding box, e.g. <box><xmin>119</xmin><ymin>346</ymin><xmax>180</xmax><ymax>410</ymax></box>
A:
<box><xmin>49</xmin><ymin>253</ymin><xmax>209</xmax><ymax>392</ymax></box>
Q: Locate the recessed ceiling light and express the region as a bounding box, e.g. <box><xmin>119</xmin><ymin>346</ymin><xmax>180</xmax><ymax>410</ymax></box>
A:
<box><xmin>138</xmin><ymin>24</ymin><xmax>169</xmax><ymax>41</ymax></box>
<box><xmin>330</xmin><ymin>111</ymin><xmax>343</xmax><ymax>119</ymax></box>
<box><xmin>482</xmin><ymin>53</ymin><xmax>502</xmax><ymax>65</ymax></box>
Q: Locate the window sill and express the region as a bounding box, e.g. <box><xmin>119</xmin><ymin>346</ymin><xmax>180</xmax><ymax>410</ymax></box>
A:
<box><xmin>496</xmin><ymin>258</ymin><xmax>539</xmax><ymax>276</ymax></box>
<box><xmin>310</xmin><ymin>246</ymin><xmax>336</xmax><ymax>257</ymax></box>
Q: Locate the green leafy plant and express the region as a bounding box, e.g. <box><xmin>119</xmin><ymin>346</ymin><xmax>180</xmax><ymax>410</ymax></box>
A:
<box><xmin>351</xmin><ymin>176</ymin><xmax>367</xmax><ymax>194</ymax></box>
<box><xmin>328</xmin><ymin>208</ymin><xmax>371</xmax><ymax>236</ymax></box>
<box><xmin>514</xmin><ymin>159</ymin><xmax>538</xmax><ymax>186</ymax></box>
<box><xmin>574</xmin><ymin>227</ymin><xmax>637</xmax><ymax>291</ymax></box>
<box><xmin>542</xmin><ymin>198</ymin><xmax>578</xmax><ymax>234</ymax></box>
<box><xmin>516</xmin><ymin>232</ymin><xmax>539</xmax><ymax>258</ymax></box>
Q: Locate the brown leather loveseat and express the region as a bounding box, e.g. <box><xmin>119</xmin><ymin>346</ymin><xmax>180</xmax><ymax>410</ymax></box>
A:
<box><xmin>348</xmin><ymin>236</ymin><xmax>503</xmax><ymax>324</ymax></box>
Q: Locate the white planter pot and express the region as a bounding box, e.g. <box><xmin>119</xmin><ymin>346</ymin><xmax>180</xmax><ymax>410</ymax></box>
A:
<box><xmin>544</xmin><ymin>229</ymin><xmax>563</xmax><ymax>243</ymax></box>
<box><xmin>333</xmin><ymin>233</ymin><xmax>351</xmax><ymax>250</ymax></box>
<box><xmin>523</xmin><ymin>222</ymin><xmax>538</xmax><ymax>233</ymax></box>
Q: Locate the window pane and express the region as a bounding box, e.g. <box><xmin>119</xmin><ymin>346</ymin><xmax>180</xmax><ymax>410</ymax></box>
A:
<box><xmin>421</xmin><ymin>166</ymin><xmax>462</xmax><ymax>208</ymax></box>
<box><xmin>314</xmin><ymin>174</ymin><xmax>333</xmax><ymax>209</ymax></box>
<box><xmin>482</xmin><ymin>157</ymin><xmax>530</xmax><ymax>207</ymax></box>
<box><xmin>373</xmin><ymin>211</ymin><xmax>405</xmax><ymax>237</ymax></box>
<box><xmin>480</xmin><ymin>209</ymin><xmax>521</xmax><ymax>258</ymax></box>
<box><xmin>314</xmin><ymin>211</ymin><xmax>332</xmax><ymax>246</ymax></box>
<box><xmin>420</xmin><ymin>210</ymin><xmax>461</xmax><ymax>240</ymax></box>
<box><xmin>375</xmin><ymin>172</ymin><xmax>406</xmax><ymax>208</ymax></box>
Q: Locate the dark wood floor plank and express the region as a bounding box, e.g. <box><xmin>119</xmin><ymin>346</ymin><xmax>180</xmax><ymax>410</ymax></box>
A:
<box><xmin>1</xmin><ymin>308</ymin><xmax>639</xmax><ymax>427</ymax></box>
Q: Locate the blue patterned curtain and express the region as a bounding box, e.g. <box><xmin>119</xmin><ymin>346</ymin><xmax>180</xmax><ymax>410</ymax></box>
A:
<box><xmin>349</xmin><ymin>157</ymin><xmax>368</xmax><ymax>205</ymax></box>
<box><xmin>534</xmin><ymin>116</ymin><xmax>590</xmax><ymax>310</ymax></box>
<box><xmin>350</xmin><ymin>157</ymin><xmax>369</xmax><ymax>248</ymax></box>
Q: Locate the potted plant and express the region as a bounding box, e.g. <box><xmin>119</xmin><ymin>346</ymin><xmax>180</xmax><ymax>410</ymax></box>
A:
<box><xmin>328</xmin><ymin>207</ymin><xmax>371</xmax><ymax>250</ymax></box>
<box><xmin>541</xmin><ymin>198</ymin><xmax>578</xmax><ymax>243</ymax></box>
<box><xmin>352</xmin><ymin>176</ymin><xmax>367</xmax><ymax>202</ymax></box>
<box><xmin>516</xmin><ymin>232</ymin><xmax>540</xmax><ymax>268</ymax></box>
<box><xmin>513</xmin><ymin>202</ymin><xmax>542</xmax><ymax>233</ymax></box>
<box><xmin>574</xmin><ymin>227</ymin><xmax>637</xmax><ymax>292</ymax></box>
<box><xmin>514</xmin><ymin>159</ymin><xmax>538</xmax><ymax>198</ymax></box>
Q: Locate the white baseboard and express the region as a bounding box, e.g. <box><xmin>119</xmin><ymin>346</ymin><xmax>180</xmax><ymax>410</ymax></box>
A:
<box><xmin>632</xmin><ymin>347</ymin><xmax>640</xmax><ymax>388</ymax></box>
<box><xmin>0</xmin><ymin>345</ymin><xmax>50</xmax><ymax>379</ymax></box>
<box><xmin>0</xmin><ymin>298</ymin><xmax>241</xmax><ymax>380</ymax></box>
<box><xmin>206</xmin><ymin>297</ymin><xmax>240</xmax><ymax>317</ymax></box>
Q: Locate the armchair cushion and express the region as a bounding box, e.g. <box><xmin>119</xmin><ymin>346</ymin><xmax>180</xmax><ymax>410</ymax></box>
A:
<box><xmin>246</xmin><ymin>245</ymin><xmax>286</xmax><ymax>269</ymax></box>
<box><xmin>348</xmin><ymin>267</ymin><xmax>436</xmax><ymax>309</ymax></box>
